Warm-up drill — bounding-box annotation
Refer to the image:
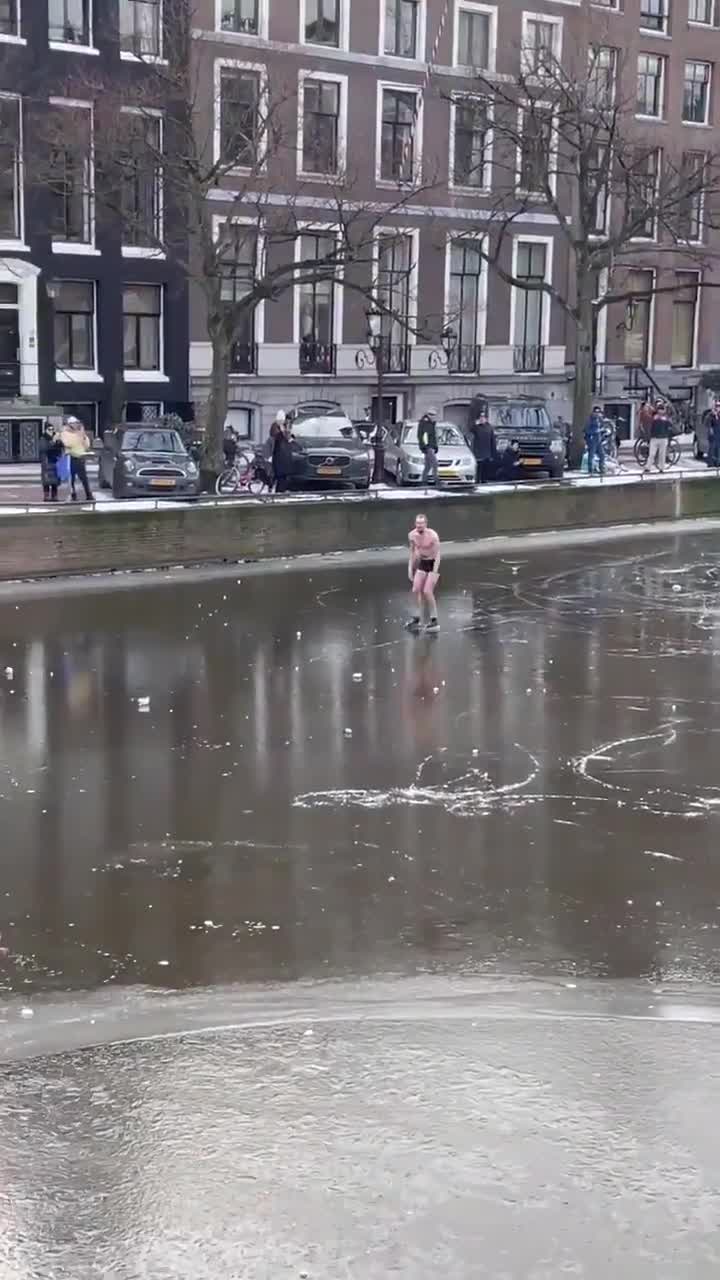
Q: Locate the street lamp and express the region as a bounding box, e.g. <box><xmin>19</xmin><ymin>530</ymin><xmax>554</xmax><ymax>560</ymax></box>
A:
<box><xmin>428</xmin><ymin>324</ymin><xmax>458</xmax><ymax>370</ymax></box>
<box><xmin>355</xmin><ymin>302</ymin><xmax>387</xmax><ymax>482</ymax></box>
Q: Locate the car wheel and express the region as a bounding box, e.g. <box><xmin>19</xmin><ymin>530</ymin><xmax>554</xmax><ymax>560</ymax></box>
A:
<box><xmin>549</xmin><ymin>465</ymin><xmax>564</xmax><ymax>480</ymax></box>
<box><xmin>395</xmin><ymin>463</ymin><xmax>405</xmax><ymax>486</ymax></box>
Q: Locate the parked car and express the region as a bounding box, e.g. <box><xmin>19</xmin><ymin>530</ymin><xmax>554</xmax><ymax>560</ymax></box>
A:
<box><xmin>384</xmin><ymin>421</ymin><xmax>476</xmax><ymax>486</ymax></box>
<box><xmin>99</xmin><ymin>427</ymin><xmax>201</xmax><ymax>499</ymax></box>
<box><xmin>289</xmin><ymin>415</ymin><xmax>373</xmax><ymax>490</ymax></box>
<box><xmin>477</xmin><ymin>396</ymin><xmax>566</xmax><ymax>479</ymax></box>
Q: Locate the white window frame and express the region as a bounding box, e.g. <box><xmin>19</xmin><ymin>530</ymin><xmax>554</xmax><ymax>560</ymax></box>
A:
<box><xmin>678</xmin><ymin>151</ymin><xmax>706</xmax><ymax>245</ymax></box>
<box><xmin>452</xmin><ymin>1</ymin><xmax>497</xmax><ymax>73</ymax></box>
<box><xmin>521</xmin><ymin>11</ymin><xmax>563</xmax><ymax>79</ymax></box>
<box><xmin>296</xmin><ymin>70</ymin><xmax>348</xmax><ymax>180</ymax></box>
<box><xmin>215</xmin><ymin>0</ymin><xmax>269</xmax><ymax>39</ymax></box>
<box><xmin>292</xmin><ymin>222</ymin><xmax>344</xmax><ymax>347</ymax></box>
<box><xmin>639</xmin><ymin>0</ymin><xmax>669</xmax><ymax>35</ymax></box>
<box><xmin>591</xmin><ymin>0</ymin><xmax>619</xmax><ymax>9</ymax></box>
<box><xmin>298</xmin><ymin>0</ymin><xmax>350</xmax><ymax>53</ymax></box>
<box><xmin>449</xmin><ymin>93</ymin><xmax>493</xmax><ymax>193</ymax></box>
<box><xmin>628</xmin><ymin>146</ymin><xmax>661</xmax><ymax>242</ymax></box>
<box><xmin>371</xmin><ymin>225</ymin><xmax>420</xmax><ymax>345</ymax></box>
<box><xmin>688</xmin><ymin>0</ymin><xmax>718</xmax><ymax>25</ymax></box>
<box><xmin>0</xmin><ymin>0</ymin><xmax>26</xmax><ymax>45</ymax></box>
<box><xmin>516</xmin><ymin>102</ymin><xmax>557</xmax><ymax>199</ymax></box>
<box><xmin>587</xmin><ymin>144</ymin><xmax>611</xmax><ymax>238</ymax></box>
<box><xmin>682</xmin><ymin>60</ymin><xmax>712</xmax><ymax>127</ymax></box>
<box><xmin>375</xmin><ymin>81</ymin><xmax>424</xmax><ymax>187</ymax></box>
<box><xmin>119</xmin><ymin>106</ymin><xmax>165</xmax><ymax>259</ymax></box>
<box><xmin>54</xmin><ymin>280</ymin><xmax>103</xmax><ymax>382</ymax></box>
<box><xmin>379</xmin><ymin>0</ymin><xmax>427</xmax><ymax>62</ymax></box>
<box><xmin>671</xmin><ymin>269</ymin><xmax>701</xmax><ymax>369</ymax></box>
<box><xmin>444</xmin><ymin>233</ymin><xmax>488</xmax><ymax>352</ymax></box>
<box><xmin>212</xmin><ymin>213</ymin><xmax>266</xmax><ymax>349</ymax></box>
<box><xmin>48</xmin><ymin>0</ymin><xmax>98</xmax><ymax>55</ymax></box>
<box><xmin>622</xmin><ymin>267</ymin><xmax>656</xmax><ymax>366</ymax></box>
<box><xmin>636</xmin><ymin>51</ymin><xmax>665</xmax><ymax>120</ymax></box>
<box><xmin>0</xmin><ymin>91</ymin><xmax>25</xmax><ymax>251</ymax></box>
<box><xmin>119</xmin><ymin>0</ymin><xmax>165</xmax><ymax>65</ymax></box>
<box><xmin>213</xmin><ymin>58</ymin><xmax>269</xmax><ymax>173</ymax></box>
<box><xmin>509</xmin><ymin>234</ymin><xmax>554</xmax><ymax>354</ymax></box>
<box><xmin>48</xmin><ymin>97</ymin><xmax>96</xmax><ymax>255</ymax></box>
<box><xmin>122</xmin><ymin>282</ymin><xmax>167</xmax><ymax>381</ymax></box>
<box><xmin>588</xmin><ymin>44</ymin><xmax>617</xmax><ymax>109</ymax></box>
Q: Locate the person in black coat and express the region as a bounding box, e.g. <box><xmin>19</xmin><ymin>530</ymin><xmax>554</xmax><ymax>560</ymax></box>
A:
<box><xmin>468</xmin><ymin>409</ymin><xmax>496</xmax><ymax>483</ymax></box>
<box><xmin>272</xmin><ymin>422</ymin><xmax>294</xmax><ymax>493</ymax></box>
<box><xmin>39</xmin><ymin>429</ymin><xmax>63</xmax><ymax>502</ymax></box>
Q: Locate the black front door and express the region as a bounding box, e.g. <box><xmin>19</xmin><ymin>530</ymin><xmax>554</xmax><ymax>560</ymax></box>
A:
<box><xmin>0</xmin><ymin>316</ymin><xmax>20</xmax><ymax>395</ymax></box>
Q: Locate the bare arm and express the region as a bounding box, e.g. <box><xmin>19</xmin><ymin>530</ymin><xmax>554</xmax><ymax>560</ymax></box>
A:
<box><xmin>408</xmin><ymin>536</ymin><xmax>415</xmax><ymax>582</ymax></box>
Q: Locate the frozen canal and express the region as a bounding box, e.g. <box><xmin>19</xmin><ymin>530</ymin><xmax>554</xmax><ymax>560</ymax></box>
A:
<box><xmin>2</xmin><ymin>525</ymin><xmax>720</xmax><ymax>1277</ymax></box>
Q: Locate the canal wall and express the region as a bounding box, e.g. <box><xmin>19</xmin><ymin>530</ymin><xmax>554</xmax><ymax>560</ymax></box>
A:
<box><xmin>1</xmin><ymin>475</ymin><xmax>719</xmax><ymax>581</ymax></box>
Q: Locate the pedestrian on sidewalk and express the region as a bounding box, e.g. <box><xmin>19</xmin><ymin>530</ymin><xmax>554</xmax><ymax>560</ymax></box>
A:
<box><xmin>468</xmin><ymin>409</ymin><xmax>496</xmax><ymax>483</ymax></box>
<box><xmin>706</xmin><ymin>400</ymin><xmax>720</xmax><ymax>468</ymax></box>
<box><xmin>418</xmin><ymin>409</ymin><xmax>438</xmax><ymax>486</ymax></box>
<box><xmin>39</xmin><ymin>427</ymin><xmax>63</xmax><ymax>502</ymax></box>
<box><xmin>271</xmin><ymin>418</ymin><xmax>294</xmax><ymax>494</ymax></box>
<box><xmin>60</xmin><ymin>417</ymin><xmax>93</xmax><ymax>502</ymax></box>
<box><xmin>406</xmin><ymin>513</ymin><xmax>441</xmax><ymax>632</ymax></box>
<box><xmin>584</xmin><ymin>405</ymin><xmax>606</xmax><ymax>476</ymax></box>
<box><xmin>644</xmin><ymin>401</ymin><xmax>673</xmax><ymax>475</ymax></box>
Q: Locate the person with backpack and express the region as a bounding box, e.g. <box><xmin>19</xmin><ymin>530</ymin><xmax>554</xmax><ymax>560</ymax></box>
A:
<box><xmin>418</xmin><ymin>409</ymin><xmax>438</xmax><ymax>486</ymax></box>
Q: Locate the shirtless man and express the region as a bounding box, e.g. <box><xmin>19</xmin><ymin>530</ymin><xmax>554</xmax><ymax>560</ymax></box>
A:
<box><xmin>407</xmin><ymin>513</ymin><xmax>441</xmax><ymax>632</ymax></box>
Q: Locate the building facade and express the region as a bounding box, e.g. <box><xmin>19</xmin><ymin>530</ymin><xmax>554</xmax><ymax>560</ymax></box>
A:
<box><xmin>190</xmin><ymin>0</ymin><xmax>720</xmax><ymax>442</ymax></box>
<box><xmin>0</xmin><ymin>0</ymin><xmax>189</xmax><ymax>461</ymax></box>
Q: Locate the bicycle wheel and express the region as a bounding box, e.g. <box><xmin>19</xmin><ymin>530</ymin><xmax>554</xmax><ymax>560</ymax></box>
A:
<box><xmin>216</xmin><ymin>467</ymin><xmax>240</xmax><ymax>496</ymax></box>
<box><xmin>634</xmin><ymin>438</ymin><xmax>649</xmax><ymax>467</ymax></box>
<box><xmin>668</xmin><ymin>439</ymin><xmax>681</xmax><ymax>467</ymax></box>
<box><xmin>247</xmin><ymin>467</ymin><xmax>268</xmax><ymax>495</ymax></box>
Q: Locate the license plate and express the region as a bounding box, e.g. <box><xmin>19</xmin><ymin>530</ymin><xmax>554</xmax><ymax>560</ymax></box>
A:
<box><xmin>150</xmin><ymin>478</ymin><xmax>176</xmax><ymax>487</ymax></box>
<box><xmin>438</xmin><ymin>469</ymin><xmax>457</xmax><ymax>477</ymax></box>
<box><xmin>523</xmin><ymin>458</ymin><xmax>542</xmax><ymax>467</ymax></box>
<box><xmin>317</xmin><ymin>466</ymin><xmax>342</xmax><ymax>476</ymax></box>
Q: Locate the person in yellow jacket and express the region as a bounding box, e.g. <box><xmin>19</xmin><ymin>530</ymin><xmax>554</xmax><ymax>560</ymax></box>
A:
<box><xmin>60</xmin><ymin>417</ymin><xmax>94</xmax><ymax>502</ymax></box>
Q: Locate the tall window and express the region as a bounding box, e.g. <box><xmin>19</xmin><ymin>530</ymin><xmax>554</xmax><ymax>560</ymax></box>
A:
<box><xmin>120</xmin><ymin>112</ymin><xmax>162</xmax><ymax>248</ymax></box>
<box><xmin>588</xmin><ymin>147</ymin><xmax>609</xmax><ymax>233</ymax></box>
<box><xmin>640</xmin><ymin>0</ymin><xmax>668</xmax><ymax>30</ymax></box>
<box><xmin>120</xmin><ymin>0</ymin><xmax>161</xmax><ymax>57</ymax></box>
<box><xmin>628</xmin><ymin>148</ymin><xmax>659</xmax><ymax>239</ymax></box>
<box><xmin>0</xmin><ymin>2</ymin><xmax>19</xmax><ymax>37</ymax></box>
<box><xmin>448</xmin><ymin>239</ymin><xmax>482</xmax><ymax>370</ymax></box>
<box><xmin>452</xmin><ymin>98</ymin><xmax>489</xmax><ymax>188</ymax></box>
<box><xmin>677</xmin><ymin>151</ymin><xmax>705</xmax><ymax>240</ymax></box>
<box><xmin>637</xmin><ymin>53</ymin><xmax>664</xmax><ymax>117</ymax></box>
<box><xmin>588</xmin><ymin>46</ymin><xmax>617</xmax><ymax>108</ymax></box>
<box><xmin>522</xmin><ymin>17</ymin><xmax>559</xmax><ymax>75</ymax></box>
<box><xmin>221</xmin><ymin>0</ymin><xmax>259</xmax><ymax>33</ymax></box>
<box><xmin>513</xmin><ymin>241</ymin><xmax>546</xmax><ymax>367</ymax></box>
<box><xmin>304</xmin><ymin>0</ymin><xmax>339</xmax><ymax>46</ymax></box>
<box><xmin>48</xmin><ymin>0</ymin><xmax>90</xmax><ymax>44</ymax></box>
<box><xmin>518</xmin><ymin>107</ymin><xmax>553</xmax><ymax>194</ymax></box>
<box><xmin>377</xmin><ymin>232</ymin><xmax>413</xmax><ymax>360</ymax></box>
<box><xmin>298</xmin><ymin>233</ymin><xmax>336</xmax><ymax>348</ymax></box>
<box><xmin>380</xmin><ymin>88</ymin><xmax>418</xmax><ymax>181</ymax></box>
<box><xmin>220</xmin><ymin>226</ymin><xmax>258</xmax><ymax>359</ymax></box>
<box><xmin>53</xmin><ymin>282</ymin><xmax>94</xmax><ymax>370</ymax></box>
<box><xmin>123</xmin><ymin>284</ymin><xmax>162</xmax><ymax>370</ymax></box>
<box><xmin>49</xmin><ymin>106</ymin><xmax>93</xmax><ymax>246</ymax></box>
<box><xmin>456</xmin><ymin>5</ymin><xmax>491</xmax><ymax>68</ymax></box>
<box><xmin>623</xmin><ymin>269</ymin><xmax>652</xmax><ymax>364</ymax></box>
<box><xmin>219</xmin><ymin>68</ymin><xmax>262</xmax><ymax>168</ymax></box>
<box><xmin>301</xmin><ymin>79</ymin><xmax>341</xmax><ymax>175</ymax></box>
<box><xmin>689</xmin><ymin>0</ymin><xmax>717</xmax><ymax>22</ymax></box>
<box><xmin>0</xmin><ymin>96</ymin><xmax>21</xmax><ymax>239</ymax></box>
<box><xmin>385</xmin><ymin>0</ymin><xmax>419</xmax><ymax>57</ymax></box>
<box><xmin>683</xmin><ymin>62</ymin><xmax>711</xmax><ymax>124</ymax></box>
<box><xmin>671</xmin><ymin>272</ymin><xmax>699</xmax><ymax>367</ymax></box>
<box><xmin>592</xmin><ymin>0</ymin><xmax>618</xmax><ymax>6</ymax></box>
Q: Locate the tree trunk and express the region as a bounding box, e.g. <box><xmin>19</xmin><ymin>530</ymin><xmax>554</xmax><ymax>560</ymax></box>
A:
<box><xmin>203</xmin><ymin>328</ymin><xmax>230</xmax><ymax>488</ymax></box>
<box><xmin>571</xmin><ymin>290</ymin><xmax>595</xmax><ymax>468</ymax></box>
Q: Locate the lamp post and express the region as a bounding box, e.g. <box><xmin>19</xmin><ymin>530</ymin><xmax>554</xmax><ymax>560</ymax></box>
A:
<box><xmin>427</xmin><ymin>324</ymin><xmax>458</xmax><ymax>371</ymax></box>
<box><xmin>355</xmin><ymin>302</ymin><xmax>386</xmax><ymax>482</ymax></box>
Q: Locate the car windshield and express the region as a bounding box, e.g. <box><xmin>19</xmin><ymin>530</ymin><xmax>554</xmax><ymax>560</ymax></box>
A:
<box><xmin>293</xmin><ymin>418</ymin><xmax>358</xmax><ymax>440</ymax></box>
<box><xmin>486</xmin><ymin>405</ymin><xmax>552</xmax><ymax>430</ymax></box>
<box><xmin>122</xmin><ymin>431</ymin><xmax>186</xmax><ymax>453</ymax></box>
<box><xmin>402</xmin><ymin>424</ymin><xmax>465</xmax><ymax>447</ymax></box>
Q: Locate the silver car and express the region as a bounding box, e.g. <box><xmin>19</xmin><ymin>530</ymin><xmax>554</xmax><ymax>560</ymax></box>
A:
<box><xmin>384</xmin><ymin>421</ymin><xmax>476</xmax><ymax>486</ymax></box>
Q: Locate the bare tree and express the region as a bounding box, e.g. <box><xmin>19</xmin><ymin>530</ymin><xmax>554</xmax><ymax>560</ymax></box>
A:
<box><xmin>452</xmin><ymin>29</ymin><xmax>720</xmax><ymax>457</ymax></box>
<box><xmin>37</xmin><ymin>0</ymin><xmax>437</xmax><ymax>477</ymax></box>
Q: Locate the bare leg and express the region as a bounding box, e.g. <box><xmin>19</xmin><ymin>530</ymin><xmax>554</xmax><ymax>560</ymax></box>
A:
<box><xmin>413</xmin><ymin>588</ymin><xmax>426</xmax><ymax>622</ymax></box>
<box><xmin>423</xmin><ymin>582</ymin><xmax>438</xmax><ymax>628</ymax></box>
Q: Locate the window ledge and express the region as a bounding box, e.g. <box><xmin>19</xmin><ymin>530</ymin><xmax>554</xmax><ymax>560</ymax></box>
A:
<box><xmin>120</xmin><ymin>51</ymin><xmax>167</xmax><ymax>64</ymax></box>
<box><xmin>688</xmin><ymin>18</ymin><xmax>718</xmax><ymax>25</ymax></box>
<box><xmin>0</xmin><ymin>240</ymin><xmax>30</xmax><ymax>253</ymax></box>
<box><xmin>635</xmin><ymin>113</ymin><xmax>666</xmax><ymax>122</ymax></box>
<box><xmin>123</xmin><ymin>370</ymin><xmax>170</xmax><ymax>382</ymax></box>
<box><xmin>56</xmin><ymin>369</ymin><xmax>104</xmax><ymax>383</ymax></box>
<box><xmin>375</xmin><ymin>177</ymin><xmax>421</xmax><ymax>190</ymax></box>
<box><xmin>591</xmin><ymin>2</ymin><xmax>620</xmax><ymax>9</ymax></box>
<box><xmin>449</xmin><ymin>182</ymin><xmax>492</xmax><ymax>197</ymax></box>
<box><xmin>682</xmin><ymin>119</ymin><xmax>712</xmax><ymax>127</ymax></box>
<box><xmin>51</xmin><ymin>242</ymin><xmax>101</xmax><ymax>255</ymax></box>
<box><xmin>215</xmin><ymin>26</ymin><xmax>267</xmax><ymax>40</ymax></box>
<box><xmin>49</xmin><ymin>41</ymin><xmax>100</xmax><ymax>55</ymax></box>
<box><xmin>638</xmin><ymin>26</ymin><xmax>671</xmax><ymax>37</ymax></box>
<box><xmin>121</xmin><ymin>245</ymin><xmax>166</xmax><ymax>259</ymax></box>
<box><xmin>300</xmin><ymin>40</ymin><xmax>347</xmax><ymax>54</ymax></box>
<box><xmin>0</xmin><ymin>34</ymin><xmax>26</xmax><ymax>46</ymax></box>
<box><xmin>297</xmin><ymin>169</ymin><xmax>343</xmax><ymax>184</ymax></box>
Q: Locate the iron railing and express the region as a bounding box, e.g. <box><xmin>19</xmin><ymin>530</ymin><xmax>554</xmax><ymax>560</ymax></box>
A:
<box><xmin>230</xmin><ymin>342</ymin><xmax>257</xmax><ymax>374</ymax></box>
<box><xmin>448</xmin><ymin>344</ymin><xmax>482</xmax><ymax>375</ymax></box>
<box><xmin>513</xmin><ymin>344</ymin><xmax>545</xmax><ymax>374</ymax></box>
<box><xmin>299</xmin><ymin>341</ymin><xmax>336</xmax><ymax>375</ymax></box>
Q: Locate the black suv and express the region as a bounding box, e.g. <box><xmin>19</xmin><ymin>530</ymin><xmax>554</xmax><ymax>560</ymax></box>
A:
<box><xmin>472</xmin><ymin>395</ymin><xmax>566</xmax><ymax>479</ymax></box>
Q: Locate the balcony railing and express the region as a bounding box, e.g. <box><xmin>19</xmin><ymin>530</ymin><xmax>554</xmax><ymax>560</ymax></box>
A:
<box><xmin>379</xmin><ymin>340</ymin><xmax>411</xmax><ymax>374</ymax></box>
<box><xmin>513</xmin><ymin>343</ymin><xmax>545</xmax><ymax>374</ymax></box>
<box><xmin>0</xmin><ymin>361</ymin><xmax>20</xmax><ymax>396</ymax></box>
<box><xmin>230</xmin><ymin>342</ymin><xmax>257</xmax><ymax>374</ymax></box>
<box><xmin>299</xmin><ymin>340</ymin><xmax>336</xmax><ymax>375</ymax></box>
<box><xmin>448</xmin><ymin>344</ymin><xmax>482</xmax><ymax>375</ymax></box>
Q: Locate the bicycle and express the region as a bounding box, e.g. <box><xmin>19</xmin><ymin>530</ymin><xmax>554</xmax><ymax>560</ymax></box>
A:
<box><xmin>633</xmin><ymin>433</ymin><xmax>681</xmax><ymax>469</ymax></box>
<box><xmin>215</xmin><ymin>450</ymin><xmax>270</xmax><ymax>496</ymax></box>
